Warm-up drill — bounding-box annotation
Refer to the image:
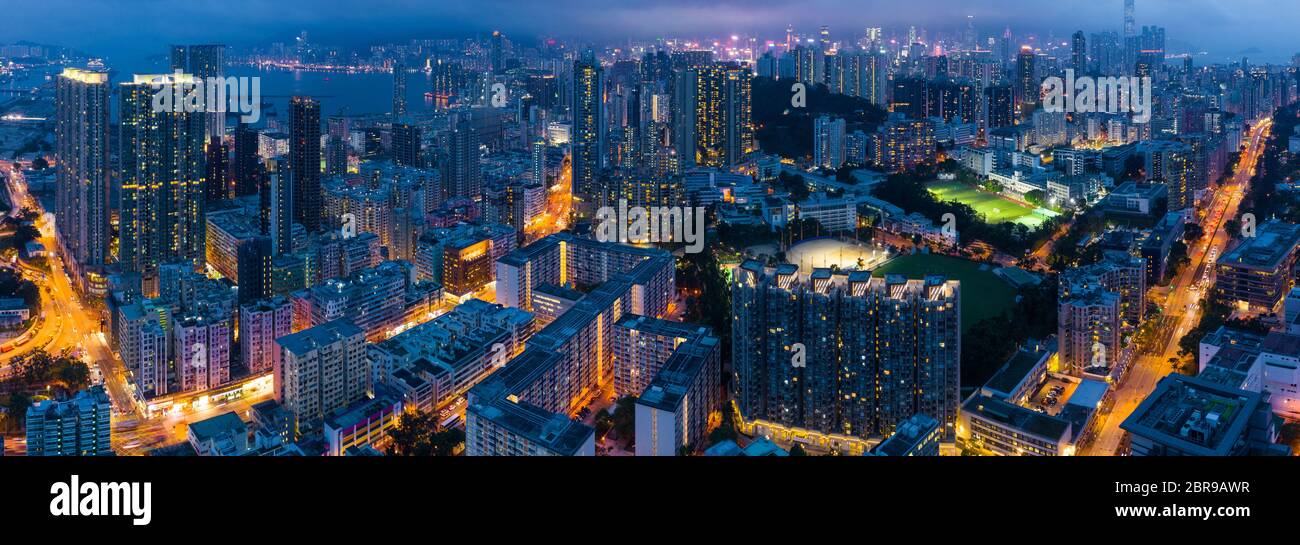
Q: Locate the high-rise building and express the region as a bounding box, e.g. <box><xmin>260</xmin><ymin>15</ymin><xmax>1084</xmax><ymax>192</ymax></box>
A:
<box><xmin>240</xmin><ymin>297</ymin><xmax>294</xmax><ymax>375</ymax></box>
<box><xmin>813</xmin><ymin>115</ymin><xmax>847</xmax><ymax>169</ymax></box>
<box><xmin>235</xmin><ymin>235</ymin><xmax>273</xmax><ymax>304</ymax></box>
<box><xmin>275</xmin><ymin>318</ymin><xmax>369</xmax><ymax>431</ymax></box>
<box><xmin>1140</xmin><ymin>140</ymin><xmax>1195</xmax><ymax>210</ymax></box>
<box><xmin>325</xmin><ymin>116</ymin><xmax>350</xmax><ymax>175</ymax></box>
<box><xmin>571</xmin><ymin>54</ymin><xmax>605</xmax><ymax>212</ymax></box>
<box><xmin>879</xmin><ymin>117</ymin><xmax>936</xmax><ymax>172</ymax></box>
<box><xmin>204</xmin><ymin>136</ymin><xmax>230</xmax><ymax>203</ymax></box>
<box><xmin>119</xmin><ymin>73</ymin><xmax>208</xmax><ymax>293</ymax></box>
<box><xmin>270</xmin><ymin>169</ymin><xmax>294</xmax><ymax>256</ymax></box>
<box><xmin>55</xmin><ymin>67</ymin><xmax>111</xmax><ymax>294</ymax></box>
<box><xmin>674</xmin><ymin>63</ymin><xmax>754</xmax><ymax>169</ymax></box>
<box><xmin>732</xmin><ymin>262</ymin><xmax>961</xmax><ymax>445</ymax></box>
<box><xmin>1072</xmin><ymin>31</ymin><xmax>1088</xmax><ymax>73</ymax></box>
<box><xmin>1015</xmin><ymin>47</ymin><xmax>1038</xmax><ymax>114</ymax></box>
<box><xmin>1058</xmin><ymin>286</ymin><xmax>1121</xmax><ymax>374</ymax></box>
<box><xmin>468</xmin><ymin>234</ymin><xmax>677</xmax><ymax>456</ymax></box>
<box><xmin>170</xmin><ymin>44</ymin><xmax>226</xmax><ymax>139</ymax></box>
<box><xmin>392</xmin><ymin>58</ymin><xmax>407</xmax><ymax>119</ymax></box>
<box><xmin>442</xmin><ymin>237</ymin><xmax>493</xmax><ymax>297</ymax></box>
<box><xmin>531</xmin><ymin>140</ymin><xmax>547</xmax><ymax>184</ymax></box>
<box><xmin>289</xmin><ymin>96</ymin><xmax>322</xmax><ymax>232</ymax></box>
<box><xmin>490</xmin><ymin>31</ymin><xmax>506</xmax><ymax>74</ymax></box>
<box><xmin>115</xmin><ymin>299</ymin><xmax>170</xmax><ymax>397</ymax></box>
<box><xmin>631</xmin><ymin>318</ymin><xmax>722</xmax><ymax>457</ymax></box>
<box><xmin>1214</xmin><ymin>220</ymin><xmax>1300</xmax><ymax>311</ymax></box>
<box><xmin>1124</xmin><ymin>0</ymin><xmax>1136</xmax><ymax>37</ymax></box>
<box><xmin>174</xmin><ymin>309</ymin><xmax>232</xmax><ymax>392</ymax></box>
<box><xmin>232</xmin><ymin>123</ymin><xmax>262</xmax><ymax>197</ymax></box>
<box><xmin>392</xmin><ymin>122</ymin><xmax>421</xmax><ymax>167</ymax></box>
<box><xmin>1090</xmin><ymin>31</ymin><xmax>1122</xmax><ymax>75</ymax></box>
<box><xmin>985</xmin><ymin>84</ymin><xmax>1015</xmax><ymax>130</ymax></box>
<box><xmin>1061</xmin><ymin>251</ymin><xmax>1148</xmax><ymax>328</ymax></box>
<box><xmin>25</xmin><ymin>386</ymin><xmax>112</xmax><ymax>456</ymax></box>
<box><xmin>443</xmin><ymin>126</ymin><xmax>481</xmax><ymax>201</ymax></box>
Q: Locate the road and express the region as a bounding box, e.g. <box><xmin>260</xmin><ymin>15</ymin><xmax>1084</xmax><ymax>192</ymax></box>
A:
<box><xmin>1083</xmin><ymin>118</ymin><xmax>1272</xmax><ymax>456</ymax></box>
<box><xmin>0</xmin><ymin>160</ymin><xmax>282</xmax><ymax>455</ymax></box>
<box><xmin>0</xmin><ymin>161</ymin><xmax>143</xmax><ymax>423</ymax></box>
<box><xmin>523</xmin><ymin>157</ymin><xmax>572</xmax><ymax>242</ymax></box>
<box><xmin>112</xmin><ymin>374</ymin><xmax>273</xmax><ymax>455</ymax></box>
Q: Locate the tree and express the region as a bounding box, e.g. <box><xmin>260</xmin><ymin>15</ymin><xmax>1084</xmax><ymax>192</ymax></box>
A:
<box><xmin>31</xmin><ymin>157</ymin><xmax>48</xmax><ymax>170</ymax></box>
<box><xmin>789</xmin><ymin>443</ymin><xmax>808</xmax><ymax>456</ymax></box>
<box><xmin>593</xmin><ymin>409</ymin><xmax>614</xmax><ymax>440</ymax></box>
<box><xmin>612</xmin><ymin>396</ymin><xmax>637</xmax><ymax>442</ymax></box>
<box><xmin>385</xmin><ymin>411</ymin><xmax>463</xmax><ymax>456</ymax></box>
<box><xmin>1182</xmin><ymin>223</ymin><xmax>1205</xmax><ymax>243</ymax></box>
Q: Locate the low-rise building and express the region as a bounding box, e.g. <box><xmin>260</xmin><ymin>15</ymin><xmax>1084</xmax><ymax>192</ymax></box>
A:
<box><xmin>870</xmin><ymin>413</ymin><xmax>941</xmax><ymax>456</ymax></box>
<box><xmin>1121</xmin><ymin>374</ymin><xmax>1288</xmax><ymax>456</ymax></box>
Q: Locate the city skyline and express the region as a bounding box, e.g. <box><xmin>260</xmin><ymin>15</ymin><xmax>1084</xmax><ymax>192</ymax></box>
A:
<box><xmin>3</xmin><ymin>0</ymin><xmax>1300</xmax><ymax>66</ymax></box>
<box><xmin>1</xmin><ymin>0</ymin><xmax>1299</xmax><ymax>467</ymax></box>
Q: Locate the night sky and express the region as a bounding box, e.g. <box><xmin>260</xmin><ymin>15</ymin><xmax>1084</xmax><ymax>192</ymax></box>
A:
<box><xmin>3</xmin><ymin>0</ymin><xmax>1298</xmax><ymax>63</ymax></box>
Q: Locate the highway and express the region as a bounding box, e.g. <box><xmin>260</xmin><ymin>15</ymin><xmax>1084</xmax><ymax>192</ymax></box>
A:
<box><xmin>1083</xmin><ymin>118</ymin><xmax>1272</xmax><ymax>456</ymax></box>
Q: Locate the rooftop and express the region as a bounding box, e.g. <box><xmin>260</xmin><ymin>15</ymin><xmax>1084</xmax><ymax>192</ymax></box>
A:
<box><xmin>1120</xmin><ymin>374</ymin><xmax>1262</xmax><ymax>456</ymax></box>
<box><xmin>984</xmin><ymin>345</ymin><xmax>1050</xmax><ymax>398</ymax></box>
<box><xmin>188</xmin><ymin>411</ymin><xmax>247</xmax><ymax>443</ymax></box>
<box><xmin>276</xmin><ymin>319</ymin><xmax>363</xmax><ymax>356</ymax></box>
<box><xmin>872</xmin><ymin>413</ymin><xmax>940</xmax><ymax>456</ymax></box>
<box><xmin>1219</xmin><ymin>220</ymin><xmax>1300</xmax><ymax>271</ymax></box>
<box><xmin>963</xmin><ymin>394</ymin><xmax>1071</xmax><ymax>442</ymax></box>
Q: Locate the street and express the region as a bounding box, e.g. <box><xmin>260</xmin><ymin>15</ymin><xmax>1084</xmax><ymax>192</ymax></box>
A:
<box><xmin>1</xmin><ymin>160</ymin><xmax>275</xmax><ymax>455</ymax></box>
<box><xmin>1083</xmin><ymin>118</ymin><xmax>1272</xmax><ymax>456</ymax></box>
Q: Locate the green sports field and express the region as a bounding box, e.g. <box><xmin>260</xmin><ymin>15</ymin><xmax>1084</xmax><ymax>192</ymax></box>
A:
<box><xmin>872</xmin><ymin>253</ymin><xmax>1018</xmax><ymax>333</ymax></box>
<box><xmin>926</xmin><ymin>180</ymin><xmax>1056</xmax><ymax>228</ymax></box>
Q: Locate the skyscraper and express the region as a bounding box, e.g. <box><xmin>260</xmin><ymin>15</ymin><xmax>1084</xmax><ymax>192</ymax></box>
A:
<box><xmin>270</xmin><ymin>169</ymin><xmax>293</xmax><ymax>256</ymax></box>
<box><xmin>119</xmin><ymin>73</ymin><xmax>208</xmax><ymax>292</ymax></box>
<box><xmin>732</xmin><ymin>262</ymin><xmax>961</xmax><ymax>442</ymax></box>
<box><xmin>571</xmin><ymin>54</ymin><xmax>604</xmax><ymax>213</ymax></box>
<box><xmin>813</xmin><ymin>115</ymin><xmax>846</xmax><ymax>169</ymax></box>
<box><xmin>55</xmin><ymin>67</ymin><xmax>110</xmax><ymax>293</ymax></box>
<box><xmin>675</xmin><ymin>63</ymin><xmax>754</xmax><ymax>170</ymax></box>
<box><xmin>170</xmin><ymin>44</ymin><xmax>226</xmax><ymax>139</ymax></box>
<box><xmin>205</xmin><ymin>136</ymin><xmax>230</xmax><ymax>203</ymax></box>
<box><xmin>531</xmin><ymin>140</ymin><xmax>547</xmax><ymax>184</ymax></box>
<box><xmin>289</xmin><ymin>96</ymin><xmax>322</xmax><ymax>232</ymax></box>
<box><xmin>1124</xmin><ymin>0</ymin><xmax>1136</xmax><ymax>37</ymax></box>
<box><xmin>986</xmin><ymin>85</ymin><xmax>1014</xmax><ymax>131</ymax></box>
<box><xmin>490</xmin><ymin>30</ymin><xmax>506</xmax><ymax>74</ymax></box>
<box><xmin>326</xmin><ymin>115</ymin><xmax>350</xmax><ymax>175</ymax></box>
<box><xmin>392</xmin><ymin>58</ymin><xmax>407</xmax><ymax>120</ymax></box>
<box><xmin>232</xmin><ymin>122</ymin><xmax>262</xmax><ymax>197</ymax></box>
<box><xmin>392</xmin><ymin>122</ymin><xmax>421</xmax><ymax>167</ymax></box>
<box><xmin>1072</xmin><ymin>31</ymin><xmax>1088</xmax><ymax>73</ymax></box>
<box><xmin>443</xmin><ymin>126</ymin><xmax>481</xmax><ymax>201</ymax></box>
<box><xmin>1123</xmin><ymin>0</ymin><xmax>1140</xmax><ymax>73</ymax></box>
<box><xmin>1015</xmin><ymin>47</ymin><xmax>1038</xmax><ymax>114</ymax></box>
